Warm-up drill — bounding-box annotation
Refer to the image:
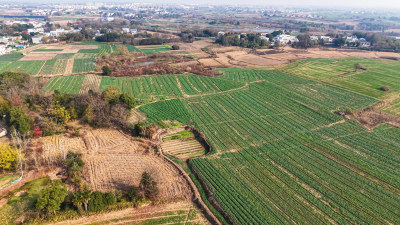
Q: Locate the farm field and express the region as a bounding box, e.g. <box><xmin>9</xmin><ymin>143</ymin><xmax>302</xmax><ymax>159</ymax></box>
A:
<box><xmin>0</xmin><ymin>60</ymin><xmax>45</xmax><ymax>75</ymax></box>
<box><xmin>100</xmin><ymin>74</ymin><xmax>244</xmax><ymax>99</ymax></box>
<box><xmin>42</xmin><ymin>75</ymin><xmax>85</xmax><ymax>94</ymax></box>
<box><xmin>136</xmin><ymin>45</ymin><xmax>172</xmax><ymax>54</ymax></box>
<box><xmin>278</xmin><ymin>58</ymin><xmax>400</xmax><ymax>115</ymax></box>
<box><xmin>72</xmin><ymin>58</ymin><xmax>96</xmax><ymax>73</ymax></box>
<box><xmin>139</xmin><ymin>68</ymin><xmax>400</xmax><ymax>224</ymax></box>
<box><xmin>161</xmin><ymin>130</ymin><xmax>206</xmax><ymax>159</ymax></box>
<box><xmin>278</xmin><ymin>58</ymin><xmax>400</xmax><ymax>99</ymax></box>
<box><xmin>38</xmin><ymin>128</ymin><xmax>192</xmax><ymax>199</ymax></box>
<box><xmin>43</xmin><ymin>73</ymin><xmax>245</xmax><ymax>99</ymax></box>
<box><xmin>39</xmin><ymin>59</ymin><xmax>68</xmax><ymax>75</ymax></box>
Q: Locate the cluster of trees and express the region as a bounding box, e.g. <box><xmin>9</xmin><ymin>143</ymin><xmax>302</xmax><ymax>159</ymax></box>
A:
<box><xmin>35</xmin><ymin>152</ymin><xmax>158</xmax><ymax>218</ymax></box>
<box><xmin>178</xmin><ymin>29</ymin><xmax>217</xmax><ymax>43</ymax></box>
<box><xmin>216</xmin><ymin>33</ymin><xmax>268</xmax><ymax>49</ymax></box>
<box><xmin>0</xmin><ymin>70</ymin><xmax>136</xmax><ymax>140</ymax></box>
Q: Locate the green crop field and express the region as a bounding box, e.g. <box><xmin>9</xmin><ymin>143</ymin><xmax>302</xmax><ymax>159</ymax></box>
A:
<box><xmin>137</xmin><ymin>45</ymin><xmax>172</xmax><ymax>54</ymax></box>
<box><xmin>0</xmin><ymin>53</ymin><xmax>24</xmax><ymax>61</ymax></box>
<box><xmin>139</xmin><ymin>68</ymin><xmax>400</xmax><ymax>225</ymax></box>
<box><xmin>33</xmin><ymin>48</ymin><xmax>63</xmax><ymax>52</ymax></box>
<box><xmin>72</xmin><ymin>58</ymin><xmax>96</xmax><ymax>73</ymax></box>
<box><xmin>39</xmin><ymin>59</ymin><xmax>68</xmax><ymax>75</ymax></box>
<box><xmin>100</xmin><ymin>74</ymin><xmax>244</xmax><ymax>99</ymax></box>
<box><xmin>42</xmin><ymin>75</ymin><xmax>85</xmax><ymax>94</ymax></box>
<box><xmin>54</xmin><ymin>53</ymin><xmax>75</xmax><ymax>59</ymax></box>
<box><xmin>278</xmin><ymin>58</ymin><xmax>400</xmax><ymax>99</ymax></box>
<box><xmin>0</xmin><ymin>60</ymin><xmax>45</xmax><ymax>75</ymax></box>
<box><xmin>126</xmin><ymin>45</ymin><xmax>140</xmax><ymax>52</ymax></box>
<box><xmin>77</xmin><ymin>44</ymin><xmax>112</xmax><ymax>56</ymax></box>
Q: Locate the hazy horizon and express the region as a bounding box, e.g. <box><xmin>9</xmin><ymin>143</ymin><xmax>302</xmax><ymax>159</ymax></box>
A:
<box><xmin>1</xmin><ymin>0</ymin><xmax>400</xmax><ymax>9</ymax></box>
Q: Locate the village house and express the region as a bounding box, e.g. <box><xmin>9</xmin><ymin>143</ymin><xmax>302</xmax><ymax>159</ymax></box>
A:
<box><xmin>121</xmin><ymin>27</ymin><xmax>130</xmax><ymax>33</ymax></box>
<box><xmin>32</xmin><ymin>35</ymin><xmax>44</xmax><ymax>44</ymax></box>
<box><xmin>359</xmin><ymin>38</ymin><xmax>370</xmax><ymax>47</ymax></box>
<box><xmin>346</xmin><ymin>35</ymin><xmax>358</xmax><ymax>43</ymax></box>
<box><xmin>273</xmin><ymin>34</ymin><xmax>297</xmax><ymax>45</ymax></box>
<box><xmin>320</xmin><ymin>36</ymin><xmax>334</xmax><ymax>43</ymax></box>
<box><xmin>218</xmin><ymin>31</ymin><xmax>225</xmax><ymax>37</ymax></box>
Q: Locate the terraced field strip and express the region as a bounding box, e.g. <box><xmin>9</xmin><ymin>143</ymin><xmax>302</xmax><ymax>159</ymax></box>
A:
<box><xmin>0</xmin><ymin>60</ymin><xmax>45</xmax><ymax>75</ymax></box>
<box><xmin>42</xmin><ymin>75</ymin><xmax>85</xmax><ymax>94</ymax></box>
<box><xmin>137</xmin><ymin>45</ymin><xmax>172</xmax><ymax>54</ymax></box>
<box><xmin>0</xmin><ymin>53</ymin><xmax>24</xmax><ymax>61</ymax></box>
<box><xmin>79</xmin><ymin>74</ymin><xmax>102</xmax><ymax>94</ymax></box>
<box><xmin>53</xmin><ymin>201</ymin><xmax>209</xmax><ymax>225</ymax></box>
<box><xmin>39</xmin><ymin>59</ymin><xmax>68</xmax><ymax>75</ymax></box>
<box><xmin>72</xmin><ymin>58</ymin><xmax>96</xmax><ymax>73</ymax></box>
<box><xmin>162</xmin><ymin>139</ymin><xmax>205</xmax><ymax>158</ymax></box>
<box><xmin>33</xmin><ymin>48</ymin><xmax>63</xmax><ymax>52</ymax></box>
<box><xmin>100</xmin><ymin>74</ymin><xmax>245</xmax><ymax>99</ymax></box>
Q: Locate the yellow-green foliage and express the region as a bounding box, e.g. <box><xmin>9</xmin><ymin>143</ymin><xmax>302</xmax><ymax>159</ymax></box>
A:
<box><xmin>47</xmin><ymin>106</ymin><xmax>71</xmax><ymax>124</ymax></box>
<box><xmin>102</xmin><ymin>85</ymin><xmax>121</xmax><ymax>102</ymax></box>
<box><xmin>0</xmin><ymin>143</ymin><xmax>21</xmax><ymax>171</ymax></box>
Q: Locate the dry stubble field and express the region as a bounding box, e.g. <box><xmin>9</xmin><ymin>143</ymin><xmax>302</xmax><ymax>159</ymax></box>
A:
<box><xmin>39</xmin><ymin>128</ymin><xmax>192</xmax><ymax>201</ymax></box>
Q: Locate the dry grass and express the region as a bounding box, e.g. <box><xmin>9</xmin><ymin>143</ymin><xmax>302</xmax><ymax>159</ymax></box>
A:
<box><xmin>39</xmin><ymin>128</ymin><xmax>192</xmax><ymax>200</ymax></box>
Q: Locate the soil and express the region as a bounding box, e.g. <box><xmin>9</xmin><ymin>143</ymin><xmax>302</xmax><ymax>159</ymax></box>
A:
<box><xmin>19</xmin><ymin>52</ymin><xmax>58</xmax><ymax>61</ymax></box>
<box><xmin>197</xmin><ymin>45</ymin><xmax>400</xmax><ymax>68</ymax></box>
<box><xmin>65</xmin><ymin>58</ymin><xmax>74</xmax><ymax>74</ymax></box>
<box><xmin>354</xmin><ymin>101</ymin><xmax>400</xmax><ymax>129</ymax></box>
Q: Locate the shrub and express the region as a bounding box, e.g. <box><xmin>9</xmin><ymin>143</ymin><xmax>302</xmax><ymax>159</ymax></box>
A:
<box><xmin>103</xmin><ymin>85</ymin><xmax>121</xmax><ymax>103</ymax></box>
<box><xmin>36</xmin><ymin>180</ymin><xmax>68</xmax><ymax>214</ymax></box>
<box><xmin>8</xmin><ymin>106</ymin><xmax>33</xmax><ymax>134</ymax></box>
<box><xmin>87</xmin><ymin>191</ymin><xmax>104</xmax><ymax>212</ymax></box>
<box><xmin>139</xmin><ymin>172</ymin><xmax>159</xmax><ymax>200</ymax></box>
<box><xmin>102</xmin><ymin>66</ymin><xmax>112</xmax><ymax>76</ymax></box>
<box><xmin>119</xmin><ymin>94</ymin><xmax>136</xmax><ymax>109</ymax></box>
<box><xmin>172</xmin><ymin>45</ymin><xmax>180</xmax><ymax>50</ymax></box>
<box><xmin>380</xmin><ymin>86</ymin><xmax>390</xmax><ymax>92</ymax></box>
<box><xmin>103</xmin><ymin>192</ymin><xmax>116</xmax><ymax>206</ymax></box>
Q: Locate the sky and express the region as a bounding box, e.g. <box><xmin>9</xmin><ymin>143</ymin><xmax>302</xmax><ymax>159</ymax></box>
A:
<box><xmin>3</xmin><ymin>0</ymin><xmax>400</xmax><ymax>9</ymax></box>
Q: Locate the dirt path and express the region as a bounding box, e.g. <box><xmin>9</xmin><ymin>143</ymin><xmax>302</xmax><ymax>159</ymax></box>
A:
<box><xmin>51</xmin><ymin>201</ymin><xmax>208</xmax><ymax>225</ymax></box>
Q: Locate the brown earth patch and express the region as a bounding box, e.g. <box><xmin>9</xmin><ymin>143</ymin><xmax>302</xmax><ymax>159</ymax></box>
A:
<box><xmin>19</xmin><ymin>52</ymin><xmax>57</xmax><ymax>61</ymax></box>
<box><xmin>65</xmin><ymin>58</ymin><xmax>74</xmax><ymax>74</ymax></box>
<box><xmin>38</xmin><ymin>128</ymin><xmax>192</xmax><ymax>201</ymax></box>
<box><xmin>355</xmin><ymin>101</ymin><xmax>400</xmax><ymax>129</ymax></box>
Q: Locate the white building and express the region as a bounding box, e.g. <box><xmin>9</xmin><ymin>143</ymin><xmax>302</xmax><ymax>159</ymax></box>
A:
<box><xmin>217</xmin><ymin>31</ymin><xmax>225</xmax><ymax>37</ymax></box>
<box><xmin>121</xmin><ymin>27</ymin><xmax>130</xmax><ymax>33</ymax></box>
<box><xmin>273</xmin><ymin>34</ymin><xmax>297</xmax><ymax>45</ymax></box>
<box><xmin>27</xmin><ymin>28</ymin><xmax>44</xmax><ymax>33</ymax></box>
<box><xmin>346</xmin><ymin>36</ymin><xmax>358</xmax><ymax>43</ymax></box>
<box><xmin>320</xmin><ymin>36</ymin><xmax>334</xmax><ymax>43</ymax></box>
<box><xmin>102</xmin><ymin>17</ymin><xmax>114</xmax><ymax>22</ymax></box>
<box><xmin>130</xmin><ymin>29</ymin><xmax>138</xmax><ymax>35</ymax></box>
<box><xmin>32</xmin><ymin>36</ymin><xmax>44</xmax><ymax>44</ymax></box>
<box><xmin>310</xmin><ymin>35</ymin><xmax>319</xmax><ymax>41</ymax></box>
